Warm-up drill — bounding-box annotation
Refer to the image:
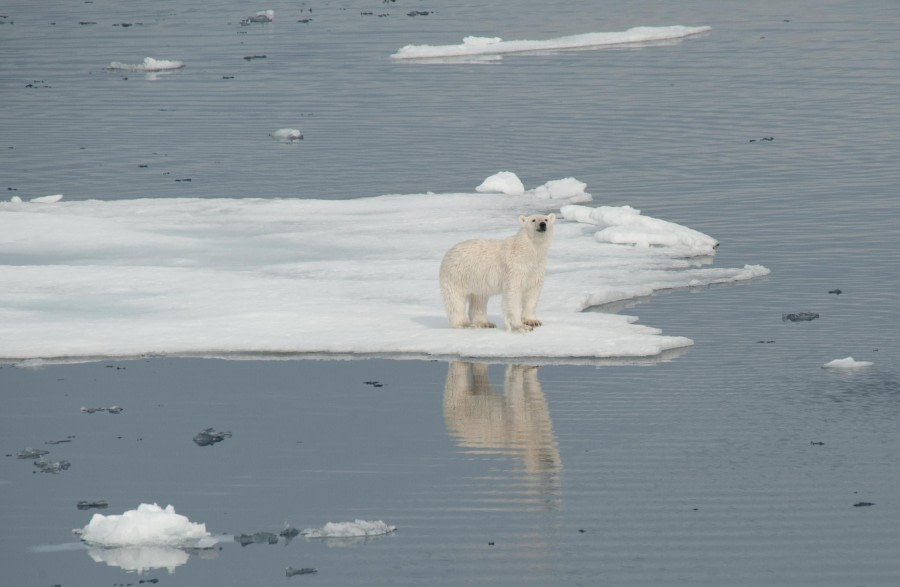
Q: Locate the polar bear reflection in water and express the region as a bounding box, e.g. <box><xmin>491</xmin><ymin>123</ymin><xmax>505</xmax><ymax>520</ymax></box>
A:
<box><xmin>443</xmin><ymin>362</ymin><xmax>561</xmax><ymax>509</ymax></box>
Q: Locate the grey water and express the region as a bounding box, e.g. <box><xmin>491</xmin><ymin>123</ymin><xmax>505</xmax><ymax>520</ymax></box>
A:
<box><xmin>2</xmin><ymin>0</ymin><xmax>900</xmax><ymax>585</ymax></box>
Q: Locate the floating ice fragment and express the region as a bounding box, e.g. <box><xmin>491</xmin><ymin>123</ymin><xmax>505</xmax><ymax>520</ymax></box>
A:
<box><xmin>782</xmin><ymin>312</ymin><xmax>818</xmax><ymax>322</ymax></box>
<box><xmin>108</xmin><ymin>57</ymin><xmax>185</xmax><ymax>72</ymax></box>
<box><xmin>10</xmin><ymin>195</ymin><xmax>23</xmax><ymax>203</ymax></box>
<box><xmin>193</xmin><ymin>427</ymin><xmax>232</xmax><ymax>446</ymax></box>
<box><xmin>822</xmin><ymin>357</ymin><xmax>874</xmax><ymax>370</ymax></box>
<box><xmin>17</xmin><ymin>447</ymin><xmax>50</xmax><ymax>459</ymax></box>
<box><xmin>235</xmin><ymin>531</ymin><xmax>279</xmax><ymax>546</ymax></box>
<box><xmin>241</xmin><ymin>10</ymin><xmax>274</xmax><ymax>24</ymax></box>
<box><xmin>77</xmin><ymin>503</ymin><xmax>218</xmax><ymax>549</ymax></box>
<box><xmin>300</xmin><ymin>519</ymin><xmax>396</xmax><ymax>539</ymax></box>
<box><xmin>77</xmin><ymin>500</ymin><xmax>109</xmax><ymax>510</ymax></box>
<box><xmin>81</xmin><ymin>405</ymin><xmax>123</xmax><ymax>414</ymax></box>
<box><xmin>475</xmin><ymin>171</ymin><xmax>525</xmax><ymax>195</ymax></box>
<box><xmin>34</xmin><ymin>459</ymin><xmax>71</xmax><ymax>473</ymax></box>
<box><xmin>270</xmin><ymin>128</ymin><xmax>303</xmax><ymax>141</ymax></box>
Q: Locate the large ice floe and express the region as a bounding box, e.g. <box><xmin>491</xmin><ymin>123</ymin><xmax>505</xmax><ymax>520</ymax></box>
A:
<box><xmin>76</xmin><ymin>503</ymin><xmax>218</xmax><ymax>549</ymax></box>
<box><xmin>391</xmin><ymin>25</ymin><xmax>711</xmax><ymax>61</ymax></box>
<box><xmin>73</xmin><ymin>503</ymin><xmax>217</xmax><ymax>574</ymax></box>
<box><xmin>0</xmin><ymin>173</ymin><xmax>768</xmax><ymax>363</ymax></box>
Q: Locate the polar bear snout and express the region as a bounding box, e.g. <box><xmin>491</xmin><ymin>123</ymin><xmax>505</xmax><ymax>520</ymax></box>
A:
<box><xmin>537</xmin><ymin>221</ymin><xmax>547</xmax><ymax>232</ymax></box>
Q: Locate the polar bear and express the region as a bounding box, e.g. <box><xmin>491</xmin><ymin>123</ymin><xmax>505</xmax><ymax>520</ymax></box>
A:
<box><xmin>439</xmin><ymin>213</ymin><xmax>556</xmax><ymax>332</ymax></box>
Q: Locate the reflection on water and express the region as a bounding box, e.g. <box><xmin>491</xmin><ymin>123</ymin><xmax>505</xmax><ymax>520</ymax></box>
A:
<box><xmin>443</xmin><ymin>362</ymin><xmax>560</xmax><ymax>510</ymax></box>
<box><xmin>86</xmin><ymin>545</ymin><xmax>217</xmax><ymax>574</ymax></box>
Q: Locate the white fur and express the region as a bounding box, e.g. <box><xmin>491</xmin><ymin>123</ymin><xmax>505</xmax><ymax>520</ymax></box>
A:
<box><xmin>439</xmin><ymin>213</ymin><xmax>556</xmax><ymax>332</ymax></box>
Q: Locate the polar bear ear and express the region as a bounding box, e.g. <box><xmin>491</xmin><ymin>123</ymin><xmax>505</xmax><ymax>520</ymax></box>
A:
<box><xmin>519</xmin><ymin>215</ymin><xmax>527</xmax><ymax>225</ymax></box>
<box><xmin>547</xmin><ymin>213</ymin><xmax>556</xmax><ymax>223</ymax></box>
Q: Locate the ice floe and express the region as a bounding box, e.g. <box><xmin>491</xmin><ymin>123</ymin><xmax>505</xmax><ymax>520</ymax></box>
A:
<box><xmin>391</xmin><ymin>25</ymin><xmax>712</xmax><ymax>61</ymax></box>
<box><xmin>822</xmin><ymin>357</ymin><xmax>874</xmax><ymax>370</ymax></box>
<box><xmin>76</xmin><ymin>503</ymin><xmax>218</xmax><ymax>549</ymax></box>
<box><xmin>300</xmin><ymin>519</ymin><xmax>396</xmax><ymax>539</ymax></box>
<box><xmin>107</xmin><ymin>57</ymin><xmax>185</xmax><ymax>72</ymax></box>
<box><xmin>0</xmin><ymin>174</ymin><xmax>769</xmax><ymax>363</ymax></box>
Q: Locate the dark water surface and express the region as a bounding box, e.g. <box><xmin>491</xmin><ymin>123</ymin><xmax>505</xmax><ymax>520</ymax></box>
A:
<box><xmin>2</xmin><ymin>0</ymin><xmax>900</xmax><ymax>584</ymax></box>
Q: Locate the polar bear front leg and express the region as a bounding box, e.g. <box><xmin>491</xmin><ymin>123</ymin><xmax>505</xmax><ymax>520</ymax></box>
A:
<box><xmin>502</xmin><ymin>288</ymin><xmax>532</xmax><ymax>333</ymax></box>
<box><xmin>522</xmin><ymin>277</ymin><xmax>545</xmax><ymax>328</ymax></box>
<box><xmin>467</xmin><ymin>294</ymin><xmax>496</xmax><ymax>328</ymax></box>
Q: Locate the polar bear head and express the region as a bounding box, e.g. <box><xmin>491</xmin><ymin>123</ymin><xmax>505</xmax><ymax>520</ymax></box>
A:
<box><xmin>518</xmin><ymin>213</ymin><xmax>556</xmax><ymax>241</ymax></box>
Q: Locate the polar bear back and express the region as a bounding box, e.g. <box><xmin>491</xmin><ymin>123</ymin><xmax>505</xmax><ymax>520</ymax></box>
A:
<box><xmin>440</xmin><ymin>232</ymin><xmax>547</xmax><ymax>296</ymax></box>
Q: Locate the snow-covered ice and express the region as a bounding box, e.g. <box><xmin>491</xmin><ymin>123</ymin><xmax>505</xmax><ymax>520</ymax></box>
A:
<box><xmin>391</xmin><ymin>25</ymin><xmax>712</xmax><ymax>60</ymax></box>
<box><xmin>300</xmin><ymin>520</ymin><xmax>396</xmax><ymax>539</ymax></box>
<box><xmin>76</xmin><ymin>503</ymin><xmax>218</xmax><ymax>549</ymax></box>
<box><xmin>476</xmin><ymin>171</ymin><xmax>525</xmax><ymax>195</ymax></box>
<box><xmin>822</xmin><ymin>357</ymin><xmax>874</xmax><ymax>370</ymax></box>
<box><xmin>107</xmin><ymin>57</ymin><xmax>185</xmax><ymax>72</ymax></box>
<box><xmin>0</xmin><ymin>174</ymin><xmax>769</xmax><ymax>363</ymax></box>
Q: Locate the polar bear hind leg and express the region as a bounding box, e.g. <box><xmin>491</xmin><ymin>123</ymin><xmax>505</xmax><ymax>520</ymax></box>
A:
<box><xmin>467</xmin><ymin>294</ymin><xmax>496</xmax><ymax>328</ymax></box>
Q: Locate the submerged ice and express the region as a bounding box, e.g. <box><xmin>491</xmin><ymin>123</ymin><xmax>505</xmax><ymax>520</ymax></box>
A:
<box><xmin>0</xmin><ymin>174</ymin><xmax>768</xmax><ymax>362</ymax></box>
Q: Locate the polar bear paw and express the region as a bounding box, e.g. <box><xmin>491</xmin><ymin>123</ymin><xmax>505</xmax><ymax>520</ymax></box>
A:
<box><xmin>469</xmin><ymin>321</ymin><xmax>496</xmax><ymax>329</ymax></box>
<box><xmin>522</xmin><ymin>318</ymin><xmax>542</xmax><ymax>328</ymax></box>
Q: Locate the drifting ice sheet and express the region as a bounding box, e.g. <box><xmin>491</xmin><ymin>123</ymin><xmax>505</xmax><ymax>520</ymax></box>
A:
<box><xmin>391</xmin><ymin>25</ymin><xmax>712</xmax><ymax>60</ymax></box>
<box><xmin>0</xmin><ymin>175</ymin><xmax>768</xmax><ymax>362</ymax></box>
<box><xmin>301</xmin><ymin>520</ymin><xmax>397</xmax><ymax>539</ymax></box>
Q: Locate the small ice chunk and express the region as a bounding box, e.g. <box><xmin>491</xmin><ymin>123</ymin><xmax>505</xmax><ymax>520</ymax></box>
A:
<box><xmin>18</xmin><ymin>447</ymin><xmax>50</xmax><ymax>459</ymax></box>
<box><xmin>77</xmin><ymin>500</ymin><xmax>109</xmax><ymax>510</ymax></box>
<box><xmin>242</xmin><ymin>10</ymin><xmax>274</xmax><ymax>24</ymax></box>
<box><xmin>235</xmin><ymin>531</ymin><xmax>279</xmax><ymax>546</ymax></box>
<box><xmin>10</xmin><ymin>195</ymin><xmax>23</xmax><ymax>203</ymax></box>
<box><xmin>30</xmin><ymin>194</ymin><xmax>63</xmax><ymax>203</ymax></box>
<box><xmin>271</xmin><ymin>128</ymin><xmax>303</xmax><ymax>141</ymax></box>
<box><xmin>782</xmin><ymin>312</ymin><xmax>819</xmax><ymax>322</ymax></box>
<box><xmin>300</xmin><ymin>519</ymin><xmax>396</xmax><ymax>539</ymax></box>
<box><xmin>193</xmin><ymin>427</ymin><xmax>232</xmax><ymax>446</ymax></box>
<box><xmin>108</xmin><ymin>57</ymin><xmax>185</xmax><ymax>72</ymax></box>
<box><xmin>34</xmin><ymin>459</ymin><xmax>71</xmax><ymax>473</ymax></box>
<box><xmin>528</xmin><ymin>177</ymin><xmax>590</xmax><ymax>202</ymax></box>
<box><xmin>77</xmin><ymin>503</ymin><xmax>218</xmax><ymax>548</ymax></box>
<box><xmin>475</xmin><ymin>171</ymin><xmax>525</xmax><ymax>195</ymax></box>
<box><xmin>823</xmin><ymin>357</ymin><xmax>874</xmax><ymax>370</ymax></box>
<box><xmin>81</xmin><ymin>405</ymin><xmax>123</xmax><ymax>414</ymax></box>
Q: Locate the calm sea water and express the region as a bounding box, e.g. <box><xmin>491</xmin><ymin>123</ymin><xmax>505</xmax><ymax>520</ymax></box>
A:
<box><xmin>2</xmin><ymin>0</ymin><xmax>899</xmax><ymax>585</ymax></box>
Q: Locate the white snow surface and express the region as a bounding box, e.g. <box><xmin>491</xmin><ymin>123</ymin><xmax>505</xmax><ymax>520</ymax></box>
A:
<box><xmin>77</xmin><ymin>503</ymin><xmax>218</xmax><ymax>549</ymax></box>
<box><xmin>108</xmin><ymin>57</ymin><xmax>185</xmax><ymax>71</ymax></box>
<box><xmin>301</xmin><ymin>520</ymin><xmax>396</xmax><ymax>539</ymax></box>
<box><xmin>0</xmin><ymin>175</ymin><xmax>769</xmax><ymax>363</ymax></box>
<box><xmin>391</xmin><ymin>25</ymin><xmax>712</xmax><ymax>60</ymax></box>
<box><xmin>822</xmin><ymin>357</ymin><xmax>874</xmax><ymax>370</ymax></box>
